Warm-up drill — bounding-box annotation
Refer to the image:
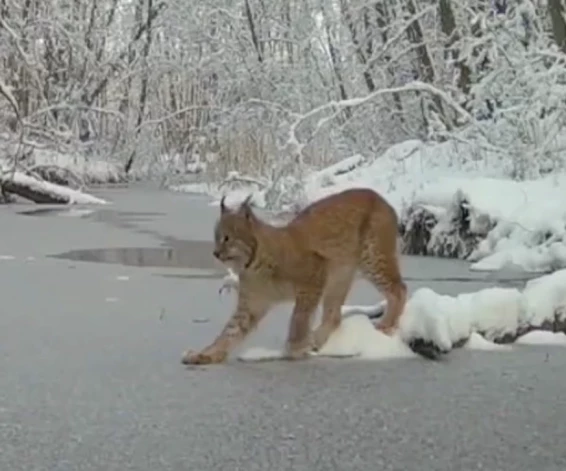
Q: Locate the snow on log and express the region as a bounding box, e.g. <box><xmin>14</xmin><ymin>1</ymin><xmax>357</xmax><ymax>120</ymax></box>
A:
<box><xmin>395</xmin><ymin>269</ymin><xmax>566</xmax><ymax>355</ymax></box>
<box><xmin>0</xmin><ymin>171</ymin><xmax>108</xmax><ymax>204</ymax></box>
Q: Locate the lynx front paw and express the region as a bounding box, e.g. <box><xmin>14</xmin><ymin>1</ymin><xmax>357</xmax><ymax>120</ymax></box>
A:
<box><xmin>181</xmin><ymin>349</ymin><xmax>227</xmax><ymax>365</ymax></box>
<box><xmin>285</xmin><ymin>339</ymin><xmax>313</xmax><ymax>361</ymax></box>
<box><xmin>375</xmin><ymin>321</ymin><xmax>397</xmax><ymax>336</ymax></box>
<box><xmin>312</xmin><ymin>327</ymin><xmax>331</xmax><ymax>352</ymax></box>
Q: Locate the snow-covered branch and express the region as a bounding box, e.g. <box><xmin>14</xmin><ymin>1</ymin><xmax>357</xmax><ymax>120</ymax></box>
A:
<box><xmin>284</xmin><ymin>80</ymin><xmax>473</xmax><ymax>156</ymax></box>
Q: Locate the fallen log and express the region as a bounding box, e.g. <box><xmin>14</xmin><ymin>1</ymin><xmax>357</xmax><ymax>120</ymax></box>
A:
<box><xmin>397</xmin><ymin>313</ymin><xmax>566</xmax><ymax>358</ymax></box>
<box><xmin>1</xmin><ymin>173</ymin><xmax>69</xmax><ymax>203</ymax></box>
<box><xmin>0</xmin><ymin>170</ymin><xmax>107</xmax><ymax>204</ymax></box>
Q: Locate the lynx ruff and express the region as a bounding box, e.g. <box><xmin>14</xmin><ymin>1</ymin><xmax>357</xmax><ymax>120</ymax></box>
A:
<box><xmin>181</xmin><ymin>188</ymin><xmax>407</xmax><ymax>365</ymax></box>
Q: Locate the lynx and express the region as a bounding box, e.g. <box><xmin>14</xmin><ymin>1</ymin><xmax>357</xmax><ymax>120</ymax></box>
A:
<box><xmin>181</xmin><ymin>188</ymin><xmax>407</xmax><ymax>365</ymax></box>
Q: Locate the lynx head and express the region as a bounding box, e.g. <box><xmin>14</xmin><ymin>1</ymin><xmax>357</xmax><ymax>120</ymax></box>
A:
<box><xmin>213</xmin><ymin>194</ymin><xmax>258</xmax><ymax>273</ymax></box>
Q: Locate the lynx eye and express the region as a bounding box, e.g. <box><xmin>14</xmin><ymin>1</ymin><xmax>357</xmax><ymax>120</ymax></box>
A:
<box><xmin>223</xmin><ymin>235</ymin><xmax>230</xmax><ymax>243</ymax></box>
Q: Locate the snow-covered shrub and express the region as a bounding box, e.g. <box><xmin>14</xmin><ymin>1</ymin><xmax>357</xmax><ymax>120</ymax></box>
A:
<box><xmin>400</xmin><ymin>190</ymin><xmax>493</xmax><ymax>259</ymax></box>
<box><xmin>399</xmin><ymin>204</ymin><xmax>438</xmax><ymax>256</ymax></box>
<box><xmin>453</xmin><ymin>0</ymin><xmax>566</xmax><ymax>179</ymax></box>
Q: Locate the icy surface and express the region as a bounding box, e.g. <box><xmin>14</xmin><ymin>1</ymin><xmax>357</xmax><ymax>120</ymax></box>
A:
<box><xmin>462</xmin><ymin>333</ymin><xmax>512</xmax><ymax>351</ymax></box>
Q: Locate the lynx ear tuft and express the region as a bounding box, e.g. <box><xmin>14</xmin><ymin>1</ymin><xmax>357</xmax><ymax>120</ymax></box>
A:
<box><xmin>239</xmin><ymin>194</ymin><xmax>254</xmax><ymax>221</ymax></box>
<box><xmin>220</xmin><ymin>195</ymin><xmax>228</xmax><ymax>214</ymax></box>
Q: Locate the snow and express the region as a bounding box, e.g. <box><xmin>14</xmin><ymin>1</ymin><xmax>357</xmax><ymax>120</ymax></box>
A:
<box><xmin>238</xmin><ymin>347</ymin><xmax>291</xmax><ymax>362</ymax></box>
<box><xmin>238</xmin><ymin>315</ymin><xmax>416</xmax><ymax>362</ymax></box>
<box><xmin>303</xmin><ymin>140</ymin><xmax>566</xmax><ymax>274</ymax></box>
<box><xmin>0</xmin><ymin>145</ymin><xmax>125</xmax><ymax>184</ymax></box>
<box><xmin>398</xmin><ymin>269</ymin><xmax>566</xmax><ymax>350</ymax></box>
<box><xmin>316</xmin><ymin>314</ymin><xmax>415</xmax><ymax>359</ymax></box>
<box><xmin>341</xmin><ymin>301</ymin><xmax>386</xmax><ymax>317</ymax></box>
<box><xmin>8</xmin><ymin>171</ymin><xmax>108</xmax><ymax>205</ymax></box>
<box><xmin>172</xmin><ymin>182</ymin><xmax>219</xmax><ymax>196</ymax></box>
<box><xmin>175</xmin><ymin>137</ymin><xmax>566</xmax><ymax>274</ymax></box>
<box><xmin>238</xmin><ymin>268</ymin><xmax>566</xmax><ymax>362</ymax></box>
<box><xmin>515</xmin><ymin>331</ymin><xmax>566</xmax><ymax>346</ymax></box>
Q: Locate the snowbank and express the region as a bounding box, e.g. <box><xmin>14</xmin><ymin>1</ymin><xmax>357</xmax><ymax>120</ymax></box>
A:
<box><xmin>177</xmin><ymin>138</ymin><xmax>566</xmax><ymax>273</ymax></box>
<box><xmin>393</xmin><ymin>268</ymin><xmax>566</xmax><ymax>352</ymax></box>
<box><xmin>13</xmin><ymin>149</ymin><xmax>125</xmax><ymax>185</ymax></box>
<box><xmin>303</xmin><ymin>140</ymin><xmax>566</xmax><ymax>274</ymax></box>
<box><xmin>515</xmin><ymin>331</ymin><xmax>566</xmax><ymax>346</ymax></box>
<box><xmin>237</xmin><ymin>269</ymin><xmax>566</xmax><ymax>362</ymax></box>
<box><xmin>13</xmin><ymin>148</ymin><xmax>208</xmax><ymax>185</ymax></box>
<box><xmin>1</xmin><ymin>171</ymin><xmax>107</xmax><ymax>204</ymax></box>
<box><xmin>133</xmin><ymin>152</ymin><xmax>208</xmax><ymax>182</ymax></box>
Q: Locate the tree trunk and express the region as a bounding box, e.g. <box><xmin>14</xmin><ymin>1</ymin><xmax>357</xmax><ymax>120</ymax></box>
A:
<box><xmin>439</xmin><ymin>0</ymin><xmax>471</xmax><ymax>98</ymax></box>
<box><xmin>125</xmin><ymin>0</ymin><xmax>156</xmax><ymax>174</ymax></box>
<box><xmin>549</xmin><ymin>0</ymin><xmax>566</xmax><ymax>54</ymax></box>
<box><xmin>339</xmin><ymin>0</ymin><xmax>376</xmax><ymax>92</ymax></box>
<box><xmin>405</xmin><ymin>0</ymin><xmax>450</xmax><ymax>130</ymax></box>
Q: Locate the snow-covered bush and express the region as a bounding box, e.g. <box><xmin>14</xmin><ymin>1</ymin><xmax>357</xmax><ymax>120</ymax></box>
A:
<box><xmin>452</xmin><ymin>0</ymin><xmax>566</xmax><ymax>179</ymax></box>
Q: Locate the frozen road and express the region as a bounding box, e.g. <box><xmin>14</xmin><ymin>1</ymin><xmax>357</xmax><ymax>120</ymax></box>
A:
<box><xmin>1</xmin><ymin>185</ymin><xmax>565</xmax><ymax>471</ymax></box>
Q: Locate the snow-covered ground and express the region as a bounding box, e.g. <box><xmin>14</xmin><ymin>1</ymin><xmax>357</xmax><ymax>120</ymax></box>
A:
<box><xmin>239</xmin><ymin>268</ymin><xmax>566</xmax><ymax>362</ymax></box>
<box><xmin>3</xmin><ymin>171</ymin><xmax>108</xmax><ymax>204</ymax></box>
<box><xmin>29</xmin><ymin>149</ymin><xmax>125</xmax><ymax>184</ymax></box>
<box><xmin>0</xmin><ymin>140</ymin><xmax>206</xmax><ymax>186</ymax></box>
<box><xmin>0</xmin><ymin>143</ymin><xmax>125</xmax><ymax>185</ymax></box>
<box><xmin>171</xmin><ymin>138</ymin><xmax>566</xmax><ymax>274</ymax></box>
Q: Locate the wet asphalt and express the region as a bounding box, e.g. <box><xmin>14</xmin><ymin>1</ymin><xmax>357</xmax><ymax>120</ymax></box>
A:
<box><xmin>1</xmin><ymin>184</ymin><xmax>565</xmax><ymax>471</ymax></box>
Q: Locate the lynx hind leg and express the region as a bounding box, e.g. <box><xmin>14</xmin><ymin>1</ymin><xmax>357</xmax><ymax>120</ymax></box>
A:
<box><xmin>360</xmin><ymin>225</ymin><xmax>407</xmax><ymax>335</ymax></box>
<box><xmin>312</xmin><ymin>265</ymin><xmax>356</xmax><ymax>351</ymax></box>
<box><xmin>285</xmin><ymin>287</ymin><xmax>323</xmax><ymax>360</ymax></box>
<box><xmin>361</xmin><ymin>258</ymin><xmax>407</xmax><ymax>334</ymax></box>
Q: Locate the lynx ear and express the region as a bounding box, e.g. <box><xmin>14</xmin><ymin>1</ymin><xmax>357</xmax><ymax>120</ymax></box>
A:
<box><xmin>239</xmin><ymin>194</ymin><xmax>254</xmax><ymax>221</ymax></box>
<box><xmin>220</xmin><ymin>195</ymin><xmax>228</xmax><ymax>214</ymax></box>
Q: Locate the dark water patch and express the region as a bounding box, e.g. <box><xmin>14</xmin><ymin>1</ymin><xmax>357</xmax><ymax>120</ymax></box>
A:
<box><xmin>51</xmin><ymin>242</ymin><xmax>223</xmax><ymax>271</ymax></box>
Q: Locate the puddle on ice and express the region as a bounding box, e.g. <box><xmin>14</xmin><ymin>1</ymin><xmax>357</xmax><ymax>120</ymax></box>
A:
<box><xmin>50</xmin><ymin>246</ymin><xmax>537</xmax><ymax>287</ymax></box>
<box><xmin>25</xmin><ymin>206</ymin><xmax>225</xmax><ymax>277</ymax></box>
<box><xmin>32</xmin><ymin>202</ymin><xmax>537</xmax><ymax>287</ymax></box>
<box><xmin>51</xmin><ymin>242</ymin><xmax>226</xmax><ymax>276</ymax></box>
